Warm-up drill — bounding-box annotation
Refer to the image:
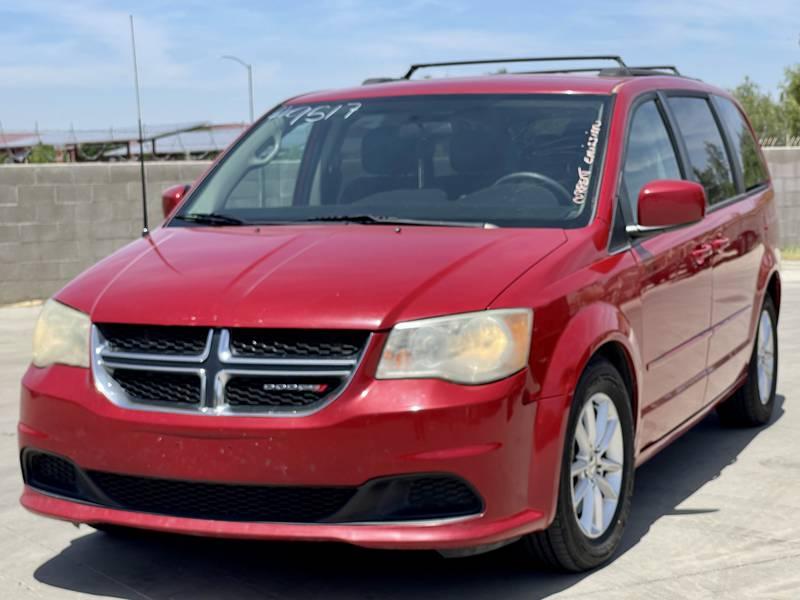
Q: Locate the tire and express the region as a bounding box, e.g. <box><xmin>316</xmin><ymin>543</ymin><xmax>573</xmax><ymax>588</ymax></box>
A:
<box><xmin>518</xmin><ymin>358</ymin><xmax>635</xmax><ymax>572</ymax></box>
<box><xmin>717</xmin><ymin>296</ymin><xmax>778</xmax><ymax>428</ymax></box>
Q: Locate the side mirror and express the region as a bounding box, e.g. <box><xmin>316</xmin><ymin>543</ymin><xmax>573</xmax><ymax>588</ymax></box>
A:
<box><xmin>161</xmin><ymin>184</ymin><xmax>190</xmax><ymax>218</ymax></box>
<box><xmin>627</xmin><ymin>179</ymin><xmax>706</xmax><ymax>236</ymax></box>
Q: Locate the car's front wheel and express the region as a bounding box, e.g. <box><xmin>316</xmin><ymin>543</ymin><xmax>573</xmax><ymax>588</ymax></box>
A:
<box><xmin>519</xmin><ymin>357</ymin><xmax>634</xmax><ymax>572</ymax></box>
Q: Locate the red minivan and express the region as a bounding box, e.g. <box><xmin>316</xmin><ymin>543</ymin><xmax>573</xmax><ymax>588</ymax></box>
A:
<box><xmin>19</xmin><ymin>57</ymin><xmax>780</xmax><ymax>571</ymax></box>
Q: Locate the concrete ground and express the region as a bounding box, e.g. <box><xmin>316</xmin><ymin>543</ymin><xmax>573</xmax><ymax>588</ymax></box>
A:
<box><xmin>1</xmin><ymin>267</ymin><xmax>798</xmax><ymax>600</ymax></box>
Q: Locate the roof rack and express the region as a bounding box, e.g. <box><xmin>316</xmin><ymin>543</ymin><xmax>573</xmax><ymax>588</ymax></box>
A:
<box><xmin>629</xmin><ymin>65</ymin><xmax>681</xmax><ymax>75</ymax></box>
<box><xmin>402</xmin><ymin>55</ymin><xmax>630</xmax><ymax>79</ymax></box>
<box><xmin>361</xmin><ymin>57</ymin><xmax>686</xmax><ymax>86</ymax></box>
<box><xmin>516</xmin><ymin>67</ymin><xmax>617</xmax><ymax>75</ymax></box>
<box><xmin>597</xmin><ymin>65</ymin><xmax>683</xmax><ymax>77</ymax></box>
<box><xmin>362</xmin><ymin>77</ymin><xmax>400</xmax><ymax>85</ymax></box>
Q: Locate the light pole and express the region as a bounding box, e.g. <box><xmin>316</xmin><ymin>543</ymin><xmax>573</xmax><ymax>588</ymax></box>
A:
<box><xmin>222</xmin><ymin>55</ymin><xmax>254</xmax><ymax>123</ymax></box>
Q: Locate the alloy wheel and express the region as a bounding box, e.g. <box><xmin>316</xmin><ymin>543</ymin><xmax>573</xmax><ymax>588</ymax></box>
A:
<box><xmin>570</xmin><ymin>392</ymin><xmax>624</xmax><ymax>539</ymax></box>
<box><xmin>756</xmin><ymin>309</ymin><xmax>776</xmax><ymax>405</ymax></box>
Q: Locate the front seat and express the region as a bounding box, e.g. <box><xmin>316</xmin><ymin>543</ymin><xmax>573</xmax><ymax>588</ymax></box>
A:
<box><xmin>339</xmin><ymin>125</ymin><xmax>419</xmax><ymax>204</ymax></box>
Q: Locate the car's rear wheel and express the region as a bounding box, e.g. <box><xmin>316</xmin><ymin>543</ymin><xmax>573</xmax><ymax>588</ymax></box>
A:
<box><xmin>717</xmin><ymin>296</ymin><xmax>778</xmax><ymax>427</ymax></box>
<box><xmin>518</xmin><ymin>357</ymin><xmax>634</xmax><ymax>572</ymax></box>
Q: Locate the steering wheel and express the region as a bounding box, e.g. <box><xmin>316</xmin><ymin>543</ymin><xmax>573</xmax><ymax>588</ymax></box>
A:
<box><xmin>493</xmin><ymin>171</ymin><xmax>572</xmax><ymax>205</ymax></box>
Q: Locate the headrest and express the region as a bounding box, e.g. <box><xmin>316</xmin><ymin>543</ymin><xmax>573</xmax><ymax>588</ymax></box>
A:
<box><xmin>361</xmin><ymin>126</ymin><xmax>418</xmax><ymax>175</ymax></box>
<box><xmin>450</xmin><ymin>121</ymin><xmax>504</xmax><ymax>173</ymax></box>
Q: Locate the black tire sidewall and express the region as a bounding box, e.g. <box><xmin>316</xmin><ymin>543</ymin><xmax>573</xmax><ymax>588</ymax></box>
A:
<box><xmin>556</xmin><ymin>359</ymin><xmax>635</xmax><ymax>568</ymax></box>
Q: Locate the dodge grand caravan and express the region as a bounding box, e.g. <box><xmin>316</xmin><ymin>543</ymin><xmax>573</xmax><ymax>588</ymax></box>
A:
<box><xmin>19</xmin><ymin>56</ymin><xmax>780</xmax><ymax>571</ymax></box>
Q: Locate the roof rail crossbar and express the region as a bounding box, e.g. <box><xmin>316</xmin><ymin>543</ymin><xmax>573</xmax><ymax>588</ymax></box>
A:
<box><xmin>627</xmin><ymin>65</ymin><xmax>682</xmax><ymax>75</ymax></box>
<box><xmin>403</xmin><ymin>55</ymin><xmax>629</xmax><ymax>79</ymax></box>
<box><xmin>516</xmin><ymin>67</ymin><xmax>615</xmax><ymax>75</ymax></box>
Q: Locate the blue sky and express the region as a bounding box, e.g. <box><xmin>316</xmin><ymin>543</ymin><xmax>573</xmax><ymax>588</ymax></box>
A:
<box><xmin>1</xmin><ymin>0</ymin><xmax>798</xmax><ymax>131</ymax></box>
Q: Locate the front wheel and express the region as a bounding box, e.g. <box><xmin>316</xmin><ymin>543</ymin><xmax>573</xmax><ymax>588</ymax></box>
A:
<box><xmin>518</xmin><ymin>358</ymin><xmax>634</xmax><ymax>572</ymax></box>
<box><xmin>717</xmin><ymin>296</ymin><xmax>778</xmax><ymax>427</ymax></box>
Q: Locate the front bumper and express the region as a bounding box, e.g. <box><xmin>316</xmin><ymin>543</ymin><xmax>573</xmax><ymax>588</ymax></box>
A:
<box><xmin>19</xmin><ymin>364</ymin><xmax>565</xmax><ymax>550</ymax></box>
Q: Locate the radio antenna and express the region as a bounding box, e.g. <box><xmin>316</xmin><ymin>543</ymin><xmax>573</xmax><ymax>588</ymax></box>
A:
<box><xmin>129</xmin><ymin>15</ymin><xmax>149</xmax><ymax>236</ymax></box>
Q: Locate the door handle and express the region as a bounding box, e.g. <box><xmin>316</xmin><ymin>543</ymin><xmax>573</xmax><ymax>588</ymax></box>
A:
<box><xmin>691</xmin><ymin>243</ymin><xmax>714</xmax><ymax>265</ymax></box>
<box><xmin>711</xmin><ymin>236</ymin><xmax>730</xmax><ymax>252</ymax></box>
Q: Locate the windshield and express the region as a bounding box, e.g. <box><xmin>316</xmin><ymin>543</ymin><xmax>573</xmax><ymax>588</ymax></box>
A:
<box><xmin>173</xmin><ymin>94</ymin><xmax>611</xmax><ymax>228</ymax></box>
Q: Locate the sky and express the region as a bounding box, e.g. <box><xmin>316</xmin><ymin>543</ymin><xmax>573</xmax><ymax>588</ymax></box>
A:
<box><xmin>0</xmin><ymin>0</ymin><xmax>799</xmax><ymax>131</ymax></box>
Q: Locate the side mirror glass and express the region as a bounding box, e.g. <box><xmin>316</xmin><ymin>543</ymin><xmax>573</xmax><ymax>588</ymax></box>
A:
<box><xmin>628</xmin><ymin>179</ymin><xmax>706</xmax><ymax>236</ymax></box>
<box><xmin>161</xmin><ymin>184</ymin><xmax>190</xmax><ymax>218</ymax></box>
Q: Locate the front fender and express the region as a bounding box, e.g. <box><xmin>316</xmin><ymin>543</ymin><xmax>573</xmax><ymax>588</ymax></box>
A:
<box><xmin>526</xmin><ymin>301</ymin><xmax>643</xmax><ymax>524</ymax></box>
<box><xmin>538</xmin><ymin>301</ymin><xmax>642</xmax><ymax>404</ymax></box>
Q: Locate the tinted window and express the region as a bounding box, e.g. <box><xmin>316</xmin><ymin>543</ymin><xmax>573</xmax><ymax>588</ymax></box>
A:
<box><xmin>668</xmin><ymin>96</ymin><xmax>736</xmax><ymax>204</ymax></box>
<box><xmin>715</xmin><ymin>96</ymin><xmax>769</xmax><ymax>191</ymax></box>
<box><xmin>175</xmin><ymin>95</ymin><xmax>611</xmax><ymax>229</ymax></box>
<box><xmin>623</xmin><ymin>100</ymin><xmax>682</xmax><ymax>212</ymax></box>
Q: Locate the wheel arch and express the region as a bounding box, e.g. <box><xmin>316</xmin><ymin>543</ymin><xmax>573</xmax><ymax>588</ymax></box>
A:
<box><xmin>590</xmin><ymin>341</ymin><xmax>638</xmax><ymax>430</ymax></box>
<box><xmin>537</xmin><ymin>301</ymin><xmax>642</xmax><ymax>420</ymax></box>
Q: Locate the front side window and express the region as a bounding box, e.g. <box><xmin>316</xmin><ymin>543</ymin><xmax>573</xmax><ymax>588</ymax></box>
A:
<box><xmin>623</xmin><ymin>99</ymin><xmax>682</xmax><ymax>214</ymax></box>
<box><xmin>667</xmin><ymin>96</ymin><xmax>736</xmax><ymax>205</ymax></box>
<box><xmin>174</xmin><ymin>94</ymin><xmax>612</xmax><ymax>229</ymax></box>
<box><xmin>715</xmin><ymin>96</ymin><xmax>769</xmax><ymax>192</ymax></box>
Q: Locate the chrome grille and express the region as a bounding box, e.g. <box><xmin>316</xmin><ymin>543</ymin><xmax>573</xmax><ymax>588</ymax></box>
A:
<box><xmin>224</xmin><ymin>376</ymin><xmax>342</xmax><ymax>408</ymax></box>
<box><xmin>229</xmin><ymin>329</ymin><xmax>368</xmax><ymax>360</ymax></box>
<box><xmin>113</xmin><ymin>369</ymin><xmax>202</xmax><ymax>405</ymax></box>
<box><xmin>92</xmin><ymin>325</ymin><xmax>368</xmax><ymax>416</ymax></box>
<box><xmin>98</xmin><ymin>324</ymin><xmax>210</xmax><ymax>356</ymax></box>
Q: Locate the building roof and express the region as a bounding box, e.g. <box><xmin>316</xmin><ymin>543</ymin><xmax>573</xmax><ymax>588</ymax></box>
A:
<box><xmin>0</xmin><ymin>123</ymin><xmax>210</xmax><ymax>151</ymax></box>
<box><xmin>103</xmin><ymin>124</ymin><xmax>246</xmax><ymax>157</ymax></box>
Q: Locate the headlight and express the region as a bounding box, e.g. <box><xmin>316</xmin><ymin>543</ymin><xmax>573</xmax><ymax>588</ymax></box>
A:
<box><xmin>376</xmin><ymin>309</ymin><xmax>532</xmax><ymax>384</ymax></box>
<box><xmin>32</xmin><ymin>299</ymin><xmax>91</xmax><ymax>368</ymax></box>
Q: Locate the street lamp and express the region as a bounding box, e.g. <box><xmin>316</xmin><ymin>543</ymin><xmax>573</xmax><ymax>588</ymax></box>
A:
<box><xmin>222</xmin><ymin>55</ymin><xmax>254</xmax><ymax>123</ymax></box>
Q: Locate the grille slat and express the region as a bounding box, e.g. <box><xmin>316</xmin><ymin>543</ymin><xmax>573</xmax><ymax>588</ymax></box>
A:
<box><xmin>88</xmin><ymin>471</ymin><xmax>356</xmax><ymax>522</ymax></box>
<box><xmin>229</xmin><ymin>329</ymin><xmax>368</xmax><ymax>360</ymax></box>
<box><xmin>407</xmin><ymin>477</ymin><xmax>482</xmax><ymax>516</ymax></box>
<box><xmin>225</xmin><ymin>377</ymin><xmax>341</xmax><ymax>408</ymax></box>
<box><xmin>113</xmin><ymin>369</ymin><xmax>202</xmax><ymax>405</ymax></box>
<box><xmin>98</xmin><ymin>324</ymin><xmax>209</xmax><ymax>356</ymax></box>
<box><xmin>27</xmin><ymin>453</ymin><xmax>78</xmax><ymax>495</ymax></box>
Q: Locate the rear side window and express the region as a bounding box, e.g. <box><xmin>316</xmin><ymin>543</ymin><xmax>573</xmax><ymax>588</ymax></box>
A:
<box><xmin>715</xmin><ymin>97</ymin><xmax>769</xmax><ymax>191</ymax></box>
<box><xmin>667</xmin><ymin>96</ymin><xmax>736</xmax><ymax>205</ymax></box>
<box><xmin>623</xmin><ymin>100</ymin><xmax>682</xmax><ymax>210</ymax></box>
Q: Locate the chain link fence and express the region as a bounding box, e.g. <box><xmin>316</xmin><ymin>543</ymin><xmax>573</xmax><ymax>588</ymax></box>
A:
<box><xmin>760</xmin><ymin>136</ymin><xmax>800</xmax><ymax>147</ymax></box>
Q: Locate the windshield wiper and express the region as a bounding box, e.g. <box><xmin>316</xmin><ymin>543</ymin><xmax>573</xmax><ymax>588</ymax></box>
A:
<box><xmin>173</xmin><ymin>212</ymin><xmax>248</xmax><ymax>226</ymax></box>
<box><xmin>301</xmin><ymin>215</ymin><xmax>496</xmax><ymax>228</ymax></box>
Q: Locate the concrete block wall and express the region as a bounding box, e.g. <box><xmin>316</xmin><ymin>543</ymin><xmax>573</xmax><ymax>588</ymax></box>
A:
<box><xmin>763</xmin><ymin>148</ymin><xmax>800</xmax><ymax>247</ymax></box>
<box><xmin>0</xmin><ymin>162</ymin><xmax>209</xmax><ymax>304</ymax></box>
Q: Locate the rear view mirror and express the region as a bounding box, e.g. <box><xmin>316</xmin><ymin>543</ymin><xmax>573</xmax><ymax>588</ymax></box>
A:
<box><xmin>627</xmin><ymin>179</ymin><xmax>706</xmax><ymax>236</ymax></box>
<box><xmin>161</xmin><ymin>184</ymin><xmax>190</xmax><ymax>218</ymax></box>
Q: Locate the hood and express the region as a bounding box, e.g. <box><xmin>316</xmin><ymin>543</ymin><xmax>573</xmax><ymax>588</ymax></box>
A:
<box><xmin>57</xmin><ymin>225</ymin><xmax>566</xmax><ymax>330</ymax></box>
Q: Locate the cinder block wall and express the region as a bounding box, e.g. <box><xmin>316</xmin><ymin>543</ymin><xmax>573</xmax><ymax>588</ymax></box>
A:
<box><xmin>763</xmin><ymin>148</ymin><xmax>800</xmax><ymax>247</ymax></box>
<box><xmin>0</xmin><ymin>162</ymin><xmax>209</xmax><ymax>304</ymax></box>
<box><xmin>0</xmin><ymin>151</ymin><xmax>799</xmax><ymax>304</ymax></box>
